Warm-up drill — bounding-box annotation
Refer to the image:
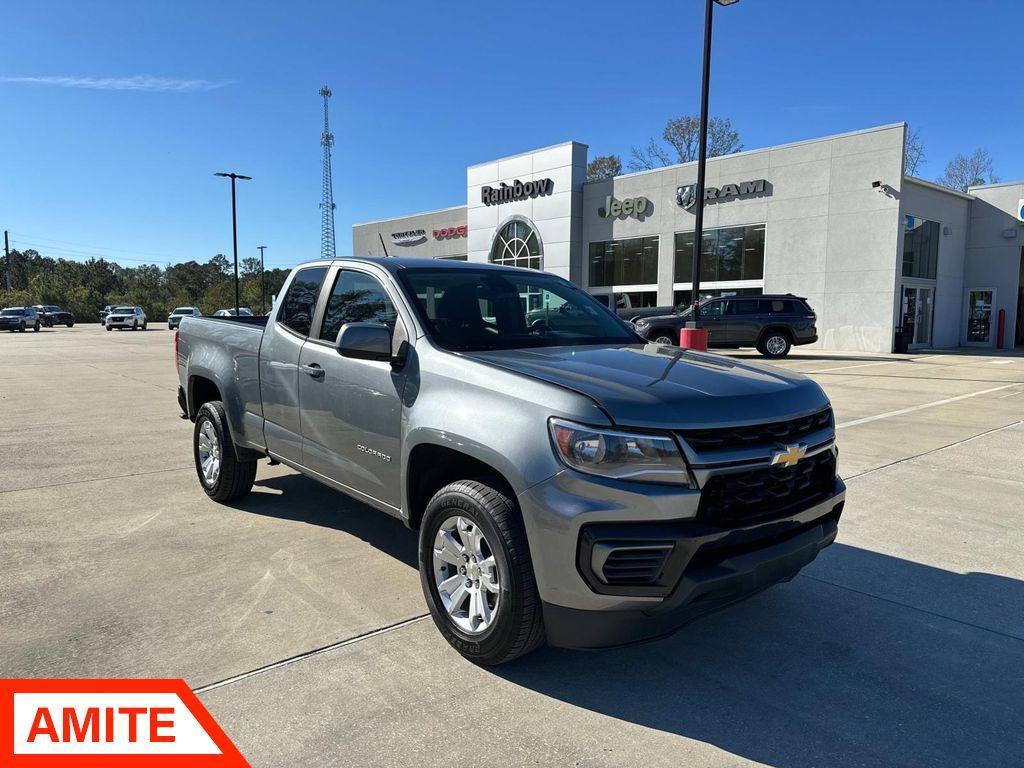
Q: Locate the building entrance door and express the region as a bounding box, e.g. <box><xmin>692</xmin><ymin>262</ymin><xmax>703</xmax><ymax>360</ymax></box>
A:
<box><xmin>900</xmin><ymin>285</ymin><xmax>934</xmax><ymax>349</ymax></box>
<box><xmin>965</xmin><ymin>288</ymin><xmax>995</xmax><ymax>346</ymax></box>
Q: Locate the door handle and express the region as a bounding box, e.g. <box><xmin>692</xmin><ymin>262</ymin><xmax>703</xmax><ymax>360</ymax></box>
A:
<box><xmin>301</xmin><ymin>363</ymin><xmax>325</xmax><ymax>380</ymax></box>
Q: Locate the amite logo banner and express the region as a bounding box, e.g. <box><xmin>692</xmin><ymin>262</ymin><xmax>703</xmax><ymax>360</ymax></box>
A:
<box><xmin>0</xmin><ymin>679</ymin><xmax>249</xmax><ymax>767</ymax></box>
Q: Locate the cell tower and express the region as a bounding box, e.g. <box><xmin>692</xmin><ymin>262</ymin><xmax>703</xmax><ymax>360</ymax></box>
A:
<box><xmin>319</xmin><ymin>85</ymin><xmax>337</xmax><ymax>260</ymax></box>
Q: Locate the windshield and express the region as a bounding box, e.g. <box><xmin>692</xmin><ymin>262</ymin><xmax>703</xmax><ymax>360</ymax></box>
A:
<box><xmin>399</xmin><ymin>267</ymin><xmax>639</xmax><ymax>352</ymax></box>
<box><xmin>1</xmin><ymin>309</ymin><xmax>22</xmax><ymax>316</ymax></box>
<box><xmin>172</xmin><ymin>307</ymin><xmax>192</xmax><ymax>314</ymax></box>
<box><xmin>113</xmin><ymin>306</ymin><xmax>134</xmax><ymax>312</ymax></box>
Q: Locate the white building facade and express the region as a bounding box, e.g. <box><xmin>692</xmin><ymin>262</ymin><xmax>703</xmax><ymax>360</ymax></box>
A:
<box><xmin>353</xmin><ymin>123</ymin><xmax>1024</xmax><ymax>353</ymax></box>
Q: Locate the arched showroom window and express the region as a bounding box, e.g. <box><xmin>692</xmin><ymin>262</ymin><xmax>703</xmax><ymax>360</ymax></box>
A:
<box><xmin>489</xmin><ymin>218</ymin><xmax>542</xmax><ymax>270</ymax></box>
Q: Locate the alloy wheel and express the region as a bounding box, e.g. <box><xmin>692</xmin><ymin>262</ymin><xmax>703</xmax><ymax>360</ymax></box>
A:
<box><xmin>197</xmin><ymin>419</ymin><xmax>221</xmax><ymax>486</ymax></box>
<box><xmin>431</xmin><ymin>515</ymin><xmax>500</xmax><ymax>634</ymax></box>
<box><xmin>766</xmin><ymin>335</ymin><xmax>788</xmax><ymax>356</ymax></box>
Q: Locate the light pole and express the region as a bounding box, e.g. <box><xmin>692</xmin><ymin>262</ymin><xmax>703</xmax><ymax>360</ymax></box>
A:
<box><xmin>214</xmin><ymin>172</ymin><xmax>252</xmax><ymax>316</ymax></box>
<box><xmin>257</xmin><ymin>245</ymin><xmax>267</xmax><ymax>315</ymax></box>
<box><xmin>684</xmin><ymin>0</ymin><xmax>738</xmax><ymax>349</ymax></box>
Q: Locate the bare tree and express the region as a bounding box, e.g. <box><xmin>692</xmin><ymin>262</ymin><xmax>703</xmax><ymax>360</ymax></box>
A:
<box><xmin>937</xmin><ymin>148</ymin><xmax>999</xmax><ymax>192</ymax></box>
<box><xmin>586</xmin><ymin>154</ymin><xmax>623</xmax><ymax>181</ymax></box>
<box><xmin>628</xmin><ymin>116</ymin><xmax>742</xmax><ymax>172</ymax></box>
<box><xmin>628</xmin><ymin>139</ymin><xmax>672</xmax><ymax>171</ymax></box>
<box><xmin>904</xmin><ymin>127</ymin><xmax>925</xmax><ymax>176</ymax></box>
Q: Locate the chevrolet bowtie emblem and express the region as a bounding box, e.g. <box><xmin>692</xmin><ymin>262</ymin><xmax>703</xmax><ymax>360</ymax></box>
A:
<box><xmin>770</xmin><ymin>443</ymin><xmax>807</xmax><ymax>468</ymax></box>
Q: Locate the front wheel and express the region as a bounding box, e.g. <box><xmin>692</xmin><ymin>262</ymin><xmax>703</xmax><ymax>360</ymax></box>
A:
<box><xmin>759</xmin><ymin>332</ymin><xmax>792</xmax><ymax>359</ymax></box>
<box><xmin>105</xmin><ymin>325</ymin><xmax>112</xmax><ymax>331</ymax></box>
<box><xmin>33</xmin><ymin>322</ymin><xmax>40</xmax><ymax>332</ymax></box>
<box><xmin>419</xmin><ymin>479</ymin><xmax>545</xmax><ymax>665</ymax></box>
<box><xmin>132</xmin><ymin>320</ymin><xmax>137</xmax><ymax>331</ymax></box>
<box><xmin>193</xmin><ymin>401</ymin><xmax>257</xmax><ymax>502</ymax></box>
<box><xmin>67</xmin><ymin>322</ymin><xmax>74</xmax><ymax>328</ymax></box>
<box><xmin>18</xmin><ymin>323</ymin><xmax>25</xmax><ymax>333</ymax></box>
<box><xmin>653</xmin><ymin>331</ymin><xmax>676</xmax><ymax>346</ymax></box>
<box><xmin>141</xmin><ymin>321</ymin><xmax>147</xmax><ymax>331</ymax></box>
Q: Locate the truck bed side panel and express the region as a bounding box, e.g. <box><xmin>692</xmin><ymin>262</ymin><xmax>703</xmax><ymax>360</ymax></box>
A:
<box><xmin>179</xmin><ymin>316</ymin><xmax>267</xmax><ymax>453</ymax></box>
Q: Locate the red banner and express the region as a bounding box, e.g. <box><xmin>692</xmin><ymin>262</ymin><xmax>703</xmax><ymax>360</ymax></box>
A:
<box><xmin>0</xmin><ymin>679</ymin><xmax>249</xmax><ymax>767</ymax></box>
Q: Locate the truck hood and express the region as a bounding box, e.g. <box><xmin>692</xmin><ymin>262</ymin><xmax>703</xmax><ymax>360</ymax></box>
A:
<box><xmin>465</xmin><ymin>344</ymin><xmax>828</xmax><ymax>429</ymax></box>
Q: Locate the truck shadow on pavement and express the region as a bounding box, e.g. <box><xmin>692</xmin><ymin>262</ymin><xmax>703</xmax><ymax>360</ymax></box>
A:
<box><xmin>489</xmin><ymin>544</ymin><xmax>1024</xmax><ymax>767</ymax></box>
<box><xmin>240</xmin><ymin>473</ymin><xmax>419</xmax><ymax>569</ymax></box>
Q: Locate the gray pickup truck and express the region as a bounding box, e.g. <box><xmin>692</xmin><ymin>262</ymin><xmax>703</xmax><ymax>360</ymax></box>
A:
<box><xmin>175</xmin><ymin>257</ymin><xmax>845</xmax><ymax>664</ymax></box>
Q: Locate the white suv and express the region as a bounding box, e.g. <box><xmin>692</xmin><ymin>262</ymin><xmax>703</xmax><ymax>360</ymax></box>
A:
<box><xmin>105</xmin><ymin>306</ymin><xmax>147</xmax><ymax>331</ymax></box>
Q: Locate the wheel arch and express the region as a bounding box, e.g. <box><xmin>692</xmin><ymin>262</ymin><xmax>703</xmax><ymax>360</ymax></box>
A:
<box><xmin>757</xmin><ymin>325</ymin><xmax>794</xmax><ymax>345</ymax></box>
<box><xmin>405</xmin><ymin>441</ymin><xmax>518</xmax><ymax>531</ymax></box>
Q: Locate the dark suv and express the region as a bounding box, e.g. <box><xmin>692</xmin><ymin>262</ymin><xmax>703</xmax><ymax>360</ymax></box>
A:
<box><xmin>33</xmin><ymin>305</ymin><xmax>75</xmax><ymax>327</ymax></box>
<box><xmin>633</xmin><ymin>294</ymin><xmax>818</xmax><ymax>358</ymax></box>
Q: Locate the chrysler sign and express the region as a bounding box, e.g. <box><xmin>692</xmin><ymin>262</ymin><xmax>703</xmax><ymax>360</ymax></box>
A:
<box><xmin>676</xmin><ymin>178</ymin><xmax>768</xmax><ymax>209</ymax></box>
<box><xmin>391</xmin><ymin>229</ymin><xmax>427</xmax><ymax>245</ymax></box>
<box><xmin>481</xmin><ymin>178</ymin><xmax>554</xmax><ymax>205</ymax></box>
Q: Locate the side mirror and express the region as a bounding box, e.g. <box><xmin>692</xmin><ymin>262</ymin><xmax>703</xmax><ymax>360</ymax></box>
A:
<box><xmin>336</xmin><ymin>322</ymin><xmax>393</xmax><ymax>362</ymax></box>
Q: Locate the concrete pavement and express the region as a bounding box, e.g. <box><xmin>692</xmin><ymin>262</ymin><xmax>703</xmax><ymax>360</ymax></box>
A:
<box><xmin>2</xmin><ymin>325</ymin><xmax>1022</xmax><ymax>766</ymax></box>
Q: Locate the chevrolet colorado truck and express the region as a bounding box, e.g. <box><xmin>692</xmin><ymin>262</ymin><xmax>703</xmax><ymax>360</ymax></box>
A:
<box><xmin>175</xmin><ymin>257</ymin><xmax>845</xmax><ymax>664</ymax></box>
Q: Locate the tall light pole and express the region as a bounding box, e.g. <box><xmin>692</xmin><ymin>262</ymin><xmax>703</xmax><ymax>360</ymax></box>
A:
<box><xmin>214</xmin><ymin>172</ymin><xmax>252</xmax><ymax>316</ymax></box>
<box><xmin>257</xmin><ymin>245</ymin><xmax>267</xmax><ymax>315</ymax></box>
<box><xmin>685</xmin><ymin>0</ymin><xmax>738</xmax><ymax>348</ymax></box>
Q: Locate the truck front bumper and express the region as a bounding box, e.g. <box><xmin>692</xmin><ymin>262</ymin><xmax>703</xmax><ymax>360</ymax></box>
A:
<box><xmin>518</xmin><ymin>465</ymin><xmax>845</xmax><ymax>649</ymax></box>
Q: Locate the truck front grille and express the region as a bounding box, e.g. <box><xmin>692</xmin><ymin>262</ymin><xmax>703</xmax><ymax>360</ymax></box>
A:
<box><xmin>679</xmin><ymin>408</ymin><xmax>833</xmax><ymax>452</ymax></box>
<box><xmin>698</xmin><ymin>450</ymin><xmax>837</xmax><ymax>526</ymax></box>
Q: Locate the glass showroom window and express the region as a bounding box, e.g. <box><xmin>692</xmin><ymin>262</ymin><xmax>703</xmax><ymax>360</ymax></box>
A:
<box><xmin>588</xmin><ymin>236</ymin><xmax>659</xmax><ymax>287</ymax></box>
<box><xmin>490</xmin><ymin>219</ymin><xmax>542</xmax><ymax>270</ymax></box>
<box><xmin>674</xmin><ymin>224</ymin><xmax>765</xmax><ymax>283</ymax></box>
<box><xmin>902</xmin><ymin>215</ymin><xmax>939</xmax><ymax>279</ymax></box>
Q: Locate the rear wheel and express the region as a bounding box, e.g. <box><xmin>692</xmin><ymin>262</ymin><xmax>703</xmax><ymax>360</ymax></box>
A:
<box><xmin>33</xmin><ymin>321</ymin><xmax>40</xmax><ymax>332</ymax></box>
<box><xmin>419</xmin><ymin>479</ymin><xmax>545</xmax><ymax>665</ymax></box>
<box><xmin>759</xmin><ymin>331</ymin><xmax>792</xmax><ymax>359</ymax></box>
<box><xmin>193</xmin><ymin>401</ymin><xmax>257</xmax><ymax>502</ymax></box>
<box><xmin>18</xmin><ymin>322</ymin><xmax>25</xmax><ymax>333</ymax></box>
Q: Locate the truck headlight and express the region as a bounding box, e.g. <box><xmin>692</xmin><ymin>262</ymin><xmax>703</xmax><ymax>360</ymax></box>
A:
<box><xmin>549</xmin><ymin>418</ymin><xmax>693</xmax><ymax>486</ymax></box>
<box><xmin>634</xmin><ymin>319</ymin><xmax>649</xmax><ymax>329</ymax></box>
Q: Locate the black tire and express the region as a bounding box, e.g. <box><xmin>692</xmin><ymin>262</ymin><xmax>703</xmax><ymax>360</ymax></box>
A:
<box><xmin>419</xmin><ymin>479</ymin><xmax>545</xmax><ymax>665</ymax></box>
<box><xmin>132</xmin><ymin>320</ymin><xmax>137</xmax><ymax>331</ymax></box>
<box><xmin>652</xmin><ymin>330</ymin><xmax>677</xmax><ymax>346</ymax></box>
<box><xmin>193</xmin><ymin>401</ymin><xmax>257</xmax><ymax>502</ymax></box>
<box><xmin>105</xmin><ymin>325</ymin><xmax>112</xmax><ymax>331</ymax></box>
<box><xmin>67</xmin><ymin>322</ymin><xmax>74</xmax><ymax>328</ymax></box>
<box><xmin>33</xmin><ymin>322</ymin><xmax>40</xmax><ymax>332</ymax></box>
<box><xmin>758</xmin><ymin>330</ymin><xmax>792</xmax><ymax>359</ymax></box>
<box><xmin>142</xmin><ymin>321</ymin><xmax>147</xmax><ymax>331</ymax></box>
<box><xmin>18</xmin><ymin>323</ymin><xmax>25</xmax><ymax>333</ymax></box>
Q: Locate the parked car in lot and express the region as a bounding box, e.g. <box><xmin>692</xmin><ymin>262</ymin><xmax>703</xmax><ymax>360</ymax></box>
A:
<box><xmin>168</xmin><ymin>306</ymin><xmax>202</xmax><ymax>329</ymax></box>
<box><xmin>33</xmin><ymin>305</ymin><xmax>75</xmax><ymax>328</ymax></box>
<box><xmin>592</xmin><ymin>291</ymin><xmax>672</xmax><ymax>322</ymax></box>
<box><xmin>175</xmin><ymin>258</ymin><xmax>844</xmax><ymax>664</ymax></box>
<box><xmin>105</xmin><ymin>306</ymin><xmax>147</xmax><ymax>331</ymax></box>
<box><xmin>0</xmin><ymin>306</ymin><xmax>41</xmax><ymax>332</ymax></box>
<box><xmin>633</xmin><ymin>294</ymin><xmax>818</xmax><ymax>358</ymax></box>
<box><xmin>98</xmin><ymin>304</ymin><xmax>117</xmax><ymax>325</ymax></box>
<box><xmin>212</xmin><ymin>307</ymin><xmax>253</xmax><ymax>317</ymax></box>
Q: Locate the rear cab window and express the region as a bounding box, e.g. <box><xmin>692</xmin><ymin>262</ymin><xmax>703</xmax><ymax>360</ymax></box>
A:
<box><xmin>278</xmin><ymin>266</ymin><xmax>328</xmax><ymax>336</ymax></box>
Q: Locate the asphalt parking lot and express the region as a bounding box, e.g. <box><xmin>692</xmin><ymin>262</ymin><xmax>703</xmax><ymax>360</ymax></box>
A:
<box><xmin>2</xmin><ymin>324</ymin><xmax>1023</xmax><ymax>767</ymax></box>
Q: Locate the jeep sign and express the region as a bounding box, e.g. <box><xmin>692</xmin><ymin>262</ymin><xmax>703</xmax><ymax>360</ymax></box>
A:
<box><xmin>599</xmin><ymin>195</ymin><xmax>649</xmax><ymax>219</ymax></box>
<box><xmin>676</xmin><ymin>178</ymin><xmax>768</xmax><ymax>209</ymax></box>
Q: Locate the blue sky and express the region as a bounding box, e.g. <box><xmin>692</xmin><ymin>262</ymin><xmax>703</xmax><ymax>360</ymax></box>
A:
<box><xmin>1</xmin><ymin>0</ymin><xmax>1021</xmax><ymax>270</ymax></box>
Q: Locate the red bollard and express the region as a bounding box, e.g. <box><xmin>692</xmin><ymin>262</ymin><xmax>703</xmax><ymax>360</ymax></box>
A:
<box><xmin>997</xmin><ymin>309</ymin><xmax>1005</xmax><ymax>349</ymax></box>
<box><xmin>679</xmin><ymin>327</ymin><xmax>709</xmax><ymax>351</ymax></box>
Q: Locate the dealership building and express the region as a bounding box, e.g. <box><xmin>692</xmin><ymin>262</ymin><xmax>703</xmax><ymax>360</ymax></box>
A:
<box><xmin>352</xmin><ymin>123</ymin><xmax>1024</xmax><ymax>353</ymax></box>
